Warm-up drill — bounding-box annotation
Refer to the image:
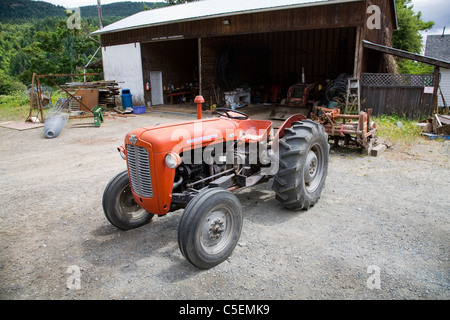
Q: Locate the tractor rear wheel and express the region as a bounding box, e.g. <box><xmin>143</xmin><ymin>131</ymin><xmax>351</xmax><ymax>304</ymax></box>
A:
<box><xmin>102</xmin><ymin>171</ymin><xmax>154</xmax><ymax>230</ymax></box>
<box><xmin>272</xmin><ymin>120</ymin><xmax>329</xmax><ymax>210</ymax></box>
<box><xmin>178</xmin><ymin>188</ymin><xmax>243</xmax><ymax>269</ymax></box>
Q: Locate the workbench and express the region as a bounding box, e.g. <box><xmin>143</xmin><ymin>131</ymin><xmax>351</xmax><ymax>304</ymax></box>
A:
<box><xmin>167</xmin><ymin>90</ymin><xmax>197</xmax><ymax>104</ymax></box>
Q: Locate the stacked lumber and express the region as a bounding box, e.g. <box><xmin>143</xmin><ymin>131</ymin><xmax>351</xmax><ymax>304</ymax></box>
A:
<box><xmin>63</xmin><ymin>80</ymin><xmax>121</xmax><ymax>108</ymax></box>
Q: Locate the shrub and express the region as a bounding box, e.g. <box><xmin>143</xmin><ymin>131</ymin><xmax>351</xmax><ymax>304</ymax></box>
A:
<box><xmin>0</xmin><ymin>73</ymin><xmax>26</xmax><ymax>95</ymax></box>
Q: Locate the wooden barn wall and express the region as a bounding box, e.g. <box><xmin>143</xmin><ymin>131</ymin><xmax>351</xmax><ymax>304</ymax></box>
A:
<box><xmin>200</xmin><ymin>28</ymin><xmax>356</xmax><ymax>105</ymax></box>
<box><xmin>363</xmin><ymin>0</ymin><xmax>395</xmax><ymax>44</ymax></box>
<box><xmin>360</xmin><ymin>0</ymin><xmax>396</xmax><ymax>73</ymax></box>
<box><xmin>100</xmin><ymin>2</ymin><xmax>366</xmax><ymax>46</ymax></box>
<box><xmin>98</xmin><ymin>0</ymin><xmax>398</xmax><ymax>106</ymax></box>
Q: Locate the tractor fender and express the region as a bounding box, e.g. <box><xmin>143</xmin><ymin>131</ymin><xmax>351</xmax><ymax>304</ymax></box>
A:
<box><xmin>275</xmin><ymin>113</ymin><xmax>307</xmax><ymax>139</ymax></box>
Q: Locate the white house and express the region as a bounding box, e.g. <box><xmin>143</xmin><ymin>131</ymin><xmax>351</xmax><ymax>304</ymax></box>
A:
<box><xmin>425</xmin><ymin>34</ymin><xmax>450</xmax><ymax>107</ymax></box>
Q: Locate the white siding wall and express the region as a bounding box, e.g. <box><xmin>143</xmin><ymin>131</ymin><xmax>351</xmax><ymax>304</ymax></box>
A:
<box><xmin>439</xmin><ymin>69</ymin><xmax>450</xmax><ymax>107</ymax></box>
<box><xmin>102</xmin><ymin>43</ymin><xmax>145</xmax><ymax>106</ymax></box>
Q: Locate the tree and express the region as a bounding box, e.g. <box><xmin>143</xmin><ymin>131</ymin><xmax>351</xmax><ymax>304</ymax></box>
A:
<box><xmin>13</xmin><ymin>15</ymin><xmax>99</xmax><ymax>85</ymax></box>
<box><xmin>0</xmin><ymin>72</ymin><xmax>26</xmax><ymax>95</ymax></box>
<box><xmin>392</xmin><ymin>0</ymin><xmax>434</xmax><ymax>73</ymax></box>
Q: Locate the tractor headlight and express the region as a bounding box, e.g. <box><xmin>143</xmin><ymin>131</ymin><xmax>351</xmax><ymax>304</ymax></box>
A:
<box><xmin>117</xmin><ymin>145</ymin><xmax>126</xmax><ymax>160</ymax></box>
<box><xmin>165</xmin><ymin>152</ymin><xmax>181</xmax><ymax>169</ymax></box>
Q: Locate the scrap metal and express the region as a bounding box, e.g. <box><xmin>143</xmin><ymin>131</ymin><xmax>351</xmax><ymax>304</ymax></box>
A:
<box><xmin>26</xmin><ymin>72</ymin><xmax>102</xmax><ymax>123</ymax></box>
<box><xmin>312</xmin><ymin>106</ymin><xmax>377</xmax><ymax>152</ymax></box>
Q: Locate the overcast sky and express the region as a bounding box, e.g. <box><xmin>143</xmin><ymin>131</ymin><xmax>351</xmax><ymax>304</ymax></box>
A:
<box><xmin>35</xmin><ymin>0</ymin><xmax>450</xmax><ymax>35</ymax></box>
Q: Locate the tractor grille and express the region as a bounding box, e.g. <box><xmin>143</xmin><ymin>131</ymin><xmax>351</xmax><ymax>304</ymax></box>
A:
<box><xmin>126</xmin><ymin>145</ymin><xmax>153</xmax><ymax>198</ymax></box>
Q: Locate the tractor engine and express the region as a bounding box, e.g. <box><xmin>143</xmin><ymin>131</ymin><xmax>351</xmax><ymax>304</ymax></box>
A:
<box><xmin>170</xmin><ymin>141</ymin><xmax>266</xmax><ymax>212</ymax></box>
<box><xmin>174</xmin><ymin>162</ymin><xmax>226</xmax><ymax>192</ymax></box>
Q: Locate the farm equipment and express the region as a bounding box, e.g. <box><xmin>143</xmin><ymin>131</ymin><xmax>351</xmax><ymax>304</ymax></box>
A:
<box><xmin>103</xmin><ymin>100</ymin><xmax>330</xmax><ymax>269</ymax></box>
<box><xmin>312</xmin><ymin>106</ymin><xmax>377</xmax><ymax>153</ymax></box>
<box><xmin>269</xmin><ymin>82</ymin><xmax>321</xmax><ymax>120</ymax></box>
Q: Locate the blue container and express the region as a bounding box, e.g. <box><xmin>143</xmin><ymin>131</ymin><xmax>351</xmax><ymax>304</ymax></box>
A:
<box><xmin>121</xmin><ymin>89</ymin><xmax>133</xmax><ymax>108</ymax></box>
<box><xmin>132</xmin><ymin>105</ymin><xmax>146</xmax><ymax>114</ymax></box>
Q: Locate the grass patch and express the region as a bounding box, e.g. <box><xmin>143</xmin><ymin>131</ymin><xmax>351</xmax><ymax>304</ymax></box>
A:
<box><xmin>373</xmin><ymin>115</ymin><xmax>422</xmax><ymax>145</ymax></box>
<box><xmin>0</xmin><ymin>90</ymin><xmax>68</xmax><ymax>122</ymax></box>
<box><xmin>0</xmin><ymin>91</ymin><xmax>31</xmax><ymax>121</ymax></box>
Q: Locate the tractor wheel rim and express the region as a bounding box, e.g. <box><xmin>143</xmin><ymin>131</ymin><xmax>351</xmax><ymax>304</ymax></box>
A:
<box><xmin>200</xmin><ymin>205</ymin><xmax>233</xmax><ymax>255</ymax></box>
<box><xmin>304</xmin><ymin>150</ymin><xmax>318</xmax><ymax>183</ymax></box>
<box><xmin>119</xmin><ymin>185</ymin><xmax>147</xmax><ymax>221</ymax></box>
<box><xmin>304</xmin><ymin>145</ymin><xmax>324</xmax><ymax>193</ymax></box>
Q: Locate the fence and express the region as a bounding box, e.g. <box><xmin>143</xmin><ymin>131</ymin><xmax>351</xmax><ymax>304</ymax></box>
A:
<box><xmin>360</xmin><ymin>73</ymin><xmax>435</xmax><ymax>119</ymax></box>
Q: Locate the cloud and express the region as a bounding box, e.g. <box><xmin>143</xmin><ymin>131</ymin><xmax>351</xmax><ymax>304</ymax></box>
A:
<box><xmin>411</xmin><ymin>0</ymin><xmax>450</xmax><ymax>34</ymax></box>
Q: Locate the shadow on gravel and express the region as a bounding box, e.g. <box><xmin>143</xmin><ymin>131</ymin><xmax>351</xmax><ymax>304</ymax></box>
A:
<box><xmin>234</xmin><ymin>181</ymin><xmax>311</xmax><ymax>226</ymax></box>
<box><xmin>329</xmin><ymin>145</ymin><xmax>365</xmax><ymax>157</ymax></box>
<box><xmin>81</xmin><ymin>180</ymin><xmax>317</xmax><ymax>279</ymax></box>
<box><xmin>83</xmin><ymin>212</ymin><xmax>182</xmax><ymax>268</ymax></box>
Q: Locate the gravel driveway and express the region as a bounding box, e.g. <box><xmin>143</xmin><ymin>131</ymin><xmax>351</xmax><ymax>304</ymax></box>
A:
<box><xmin>0</xmin><ymin>110</ymin><xmax>449</xmax><ymax>301</ymax></box>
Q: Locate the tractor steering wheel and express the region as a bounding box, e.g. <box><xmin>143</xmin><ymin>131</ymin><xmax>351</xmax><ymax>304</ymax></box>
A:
<box><xmin>214</xmin><ymin>108</ymin><xmax>249</xmax><ymax>120</ymax></box>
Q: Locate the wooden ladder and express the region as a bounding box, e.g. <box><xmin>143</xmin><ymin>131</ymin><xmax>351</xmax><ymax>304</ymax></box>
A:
<box><xmin>345</xmin><ymin>77</ymin><xmax>361</xmax><ymax>114</ymax></box>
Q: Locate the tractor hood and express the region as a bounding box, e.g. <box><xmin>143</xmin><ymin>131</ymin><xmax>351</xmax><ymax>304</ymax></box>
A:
<box><xmin>125</xmin><ymin>117</ymin><xmax>239</xmax><ymax>153</ymax></box>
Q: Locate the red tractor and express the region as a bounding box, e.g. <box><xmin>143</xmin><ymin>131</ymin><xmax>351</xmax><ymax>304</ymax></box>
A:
<box><xmin>103</xmin><ymin>105</ymin><xmax>329</xmax><ymax>269</ymax></box>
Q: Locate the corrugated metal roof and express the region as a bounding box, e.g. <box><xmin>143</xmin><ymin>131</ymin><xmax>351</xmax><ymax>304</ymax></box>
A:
<box><xmin>91</xmin><ymin>0</ymin><xmax>361</xmax><ymax>36</ymax></box>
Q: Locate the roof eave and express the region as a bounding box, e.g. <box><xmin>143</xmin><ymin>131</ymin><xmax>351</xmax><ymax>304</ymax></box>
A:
<box><xmin>363</xmin><ymin>40</ymin><xmax>450</xmax><ymax>69</ymax></box>
<box><xmin>90</xmin><ymin>0</ymin><xmax>362</xmax><ymax>37</ymax></box>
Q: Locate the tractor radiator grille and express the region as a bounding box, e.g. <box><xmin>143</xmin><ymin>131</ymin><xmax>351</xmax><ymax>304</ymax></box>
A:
<box><xmin>126</xmin><ymin>145</ymin><xmax>153</xmax><ymax>198</ymax></box>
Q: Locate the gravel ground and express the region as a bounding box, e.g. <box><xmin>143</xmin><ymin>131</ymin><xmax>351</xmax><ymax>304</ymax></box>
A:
<box><xmin>0</xmin><ymin>110</ymin><xmax>449</xmax><ymax>301</ymax></box>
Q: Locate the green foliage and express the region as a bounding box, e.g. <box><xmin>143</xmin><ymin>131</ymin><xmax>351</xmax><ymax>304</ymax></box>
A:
<box><xmin>0</xmin><ymin>1</ymin><xmax>167</xmax><ymax>90</ymax></box>
<box><xmin>397</xmin><ymin>60</ymin><xmax>433</xmax><ymax>74</ymax></box>
<box><xmin>374</xmin><ymin>115</ymin><xmax>422</xmax><ymax>145</ymax></box>
<box><xmin>4</xmin><ymin>17</ymin><xmax>100</xmax><ymax>87</ymax></box>
<box><xmin>393</xmin><ymin>0</ymin><xmax>435</xmax><ymax>74</ymax></box>
<box><xmin>0</xmin><ymin>1</ymin><xmax>165</xmax><ymax>23</ymax></box>
<box><xmin>0</xmin><ymin>0</ymin><xmax>66</xmax><ymax>22</ymax></box>
<box><xmin>0</xmin><ymin>0</ymin><xmax>168</xmax><ymax>121</ymax></box>
<box><xmin>0</xmin><ymin>4</ymin><xmax>131</xmax><ymax>90</ymax></box>
<box><xmin>0</xmin><ymin>72</ymin><xmax>26</xmax><ymax>95</ymax></box>
<box><xmin>393</xmin><ymin>0</ymin><xmax>434</xmax><ymax>53</ymax></box>
<box><xmin>0</xmin><ymin>90</ymin><xmax>30</xmax><ymax>121</ymax></box>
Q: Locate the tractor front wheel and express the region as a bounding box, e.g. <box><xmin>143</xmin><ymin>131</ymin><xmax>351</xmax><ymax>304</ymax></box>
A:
<box><xmin>272</xmin><ymin>120</ymin><xmax>329</xmax><ymax>210</ymax></box>
<box><xmin>102</xmin><ymin>171</ymin><xmax>154</xmax><ymax>230</ymax></box>
<box><xmin>178</xmin><ymin>188</ymin><xmax>243</xmax><ymax>269</ymax></box>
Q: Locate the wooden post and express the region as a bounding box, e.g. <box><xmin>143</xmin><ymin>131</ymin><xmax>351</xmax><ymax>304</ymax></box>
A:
<box><xmin>35</xmin><ymin>77</ymin><xmax>44</xmax><ymax>123</ymax></box>
<box><xmin>432</xmin><ymin>66</ymin><xmax>440</xmax><ymax>114</ymax></box>
<box><xmin>25</xmin><ymin>73</ymin><xmax>36</xmax><ymax>122</ymax></box>
<box><xmin>198</xmin><ymin>37</ymin><xmax>202</xmax><ymax>96</ymax></box>
<box><xmin>353</xmin><ymin>26</ymin><xmax>364</xmax><ymax>78</ymax></box>
<box><xmin>97</xmin><ymin>0</ymin><xmax>103</xmax><ymax>29</ymax></box>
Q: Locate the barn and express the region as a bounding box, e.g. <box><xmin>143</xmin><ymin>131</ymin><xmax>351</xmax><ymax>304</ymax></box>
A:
<box><xmin>91</xmin><ymin>0</ymin><xmax>398</xmax><ymax>111</ymax></box>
